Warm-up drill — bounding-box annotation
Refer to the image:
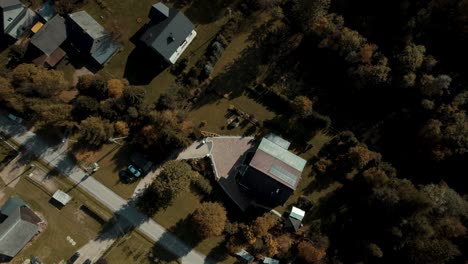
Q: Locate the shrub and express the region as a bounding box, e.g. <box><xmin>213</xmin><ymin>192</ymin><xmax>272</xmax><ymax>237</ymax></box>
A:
<box><xmin>191</xmin><ymin>175</ymin><xmax>213</xmax><ymax>196</ymax></box>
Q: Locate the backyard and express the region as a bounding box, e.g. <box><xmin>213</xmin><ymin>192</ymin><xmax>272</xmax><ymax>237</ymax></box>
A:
<box><xmin>1</xmin><ymin>174</ymin><xmax>105</xmax><ymax>263</ymax></box>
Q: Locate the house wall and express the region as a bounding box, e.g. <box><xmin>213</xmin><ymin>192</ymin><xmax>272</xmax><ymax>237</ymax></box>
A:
<box><xmin>66</xmin><ymin>19</ymin><xmax>94</xmax><ymax>53</ymax></box>
<box><xmin>239</xmin><ymin>167</ymin><xmax>293</xmax><ymax>206</ymax></box>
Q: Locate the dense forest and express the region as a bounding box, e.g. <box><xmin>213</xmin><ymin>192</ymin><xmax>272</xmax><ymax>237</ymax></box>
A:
<box><xmin>0</xmin><ymin>0</ymin><xmax>466</xmax><ymax>263</ymax></box>
<box><xmin>232</xmin><ymin>0</ymin><xmax>467</xmax><ymax>263</ymax></box>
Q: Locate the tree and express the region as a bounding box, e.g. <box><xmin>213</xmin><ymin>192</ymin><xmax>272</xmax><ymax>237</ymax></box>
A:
<box><xmin>420</xmin><ymin>74</ymin><xmax>452</xmax><ymax>97</ymax></box>
<box><xmin>252</xmin><ymin>213</ymin><xmax>278</xmax><ymax>237</ymax></box>
<box><xmin>27</xmin><ymin>99</ymin><xmax>73</xmax><ymax>128</ymax></box>
<box><xmin>107</xmin><ymin>79</ymin><xmax>125</xmax><ymax>98</ymax></box>
<box><xmin>124</xmin><ymin>86</ymin><xmax>146</xmax><ymax>106</ymax></box>
<box><xmin>191</xmin><ymin>202</ymin><xmax>227</xmax><ymax>239</ymax></box>
<box><xmin>76</xmin><ymin>74</ymin><xmax>108</xmax><ymax>99</ymax></box>
<box><xmin>31</xmin><ymin>68</ymin><xmax>68</xmax><ymax>97</ymax></box>
<box><xmin>398</xmin><ymin>43</ymin><xmax>426</xmax><ymax>72</ymax></box>
<box><xmin>292</xmin><ymin>96</ymin><xmax>313</xmax><ymax>117</ymax></box>
<box><xmin>73</xmin><ymin>96</ymin><xmax>99</xmax><ymax>120</ymax></box>
<box><xmin>297</xmin><ymin>241</ymin><xmax>326</xmax><ymax>263</ymax></box>
<box><xmin>114</xmin><ymin>121</ymin><xmax>129</xmax><ymax>136</ymax></box>
<box><xmin>138</xmin><ymin>161</ymin><xmax>194</xmax><ymax>214</ymax></box>
<box><xmin>348</xmin><ymin>144</ymin><xmax>381</xmax><ymax>169</ymax></box>
<box><xmin>79</xmin><ymin>116</ymin><xmax>114</xmax><ymax>146</ymax></box>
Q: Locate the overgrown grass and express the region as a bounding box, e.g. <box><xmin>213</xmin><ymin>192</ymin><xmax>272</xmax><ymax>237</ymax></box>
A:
<box><xmin>188</xmin><ymin>94</ymin><xmax>275</xmax><ymax>136</ymax></box>
<box><xmin>103</xmin><ymin>231</ymin><xmax>157</xmax><ymax>264</ymax></box>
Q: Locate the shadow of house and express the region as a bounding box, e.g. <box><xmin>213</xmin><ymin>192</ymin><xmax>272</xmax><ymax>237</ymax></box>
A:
<box><xmin>123</xmin><ymin>44</ymin><xmax>168</xmax><ymax>85</ymax></box>
<box><xmin>0</xmin><ymin>196</ymin><xmax>42</xmax><ymax>262</ymax></box>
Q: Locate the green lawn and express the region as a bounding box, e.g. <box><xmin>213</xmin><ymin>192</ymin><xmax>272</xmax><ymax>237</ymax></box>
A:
<box><xmin>103</xmin><ymin>231</ymin><xmax>160</xmax><ymax>264</ymax></box>
<box><xmin>188</xmin><ymin>93</ymin><xmax>275</xmax><ymax>136</ymax></box>
<box><xmin>3</xmin><ymin>177</ymin><xmax>103</xmax><ymax>263</ymax></box>
<box><xmin>56</xmin><ymin>0</ymin><xmax>229</xmax><ymax>104</ymax></box>
<box><xmin>86</xmin><ymin>144</ymin><xmax>140</xmax><ymax>199</ymax></box>
<box><xmin>151</xmin><ymin>189</ymin><xmax>236</xmax><ymax>263</ymax></box>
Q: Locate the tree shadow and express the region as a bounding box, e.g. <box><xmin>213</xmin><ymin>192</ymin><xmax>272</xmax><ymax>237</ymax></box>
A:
<box><xmin>96</xmin><ymin>195</ymin><xmax>148</xmax><ymax>242</ymax></box>
<box><xmin>205</xmin><ymin>240</ymin><xmax>230</xmax><ymax>263</ymax></box>
<box><xmin>190</xmin><ymin>44</ymin><xmax>263</xmax><ymax>111</ymax></box>
<box><xmin>184</xmin><ymin>0</ymin><xmax>230</xmax><ymax>24</ymax></box>
<box><xmin>302</xmin><ymin>169</ymin><xmax>336</xmax><ymax>195</ymax></box>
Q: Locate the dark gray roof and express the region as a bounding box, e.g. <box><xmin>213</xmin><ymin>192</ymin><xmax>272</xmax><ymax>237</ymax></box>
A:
<box><xmin>0</xmin><ymin>196</ymin><xmax>25</xmax><ymax>217</ymax></box>
<box><xmin>0</xmin><ymin>199</ymin><xmax>40</xmax><ymax>258</ymax></box>
<box><xmin>141</xmin><ymin>6</ymin><xmax>194</xmax><ymax>62</ymax></box>
<box><xmin>0</xmin><ymin>0</ymin><xmax>21</xmax><ymax>9</ymax></box>
<box><xmin>31</xmin><ymin>15</ymin><xmax>67</xmax><ymax>56</ymax></box>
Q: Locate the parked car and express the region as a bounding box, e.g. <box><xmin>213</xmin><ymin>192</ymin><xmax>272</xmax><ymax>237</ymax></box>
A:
<box><xmin>83</xmin><ymin>259</ymin><xmax>92</xmax><ymax>264</ymax></box>
<box><xmin>128</xmin><ymin>164</ymin><xmax>142</xmax><ymax>178</ymax></box>
<box><xmin>119</xmin><ymin>170</ymin><xmax>135</xmax><ymax>184</ymax></box>
<box><xmin>67</xmin><ymin>252</ymin><xmax>80</xmax><ymax>264</ymax></box>
<box><xmin>8</xmin><ymin>113</ymin><xmax>23</xmax><ymax>123</ymax></box>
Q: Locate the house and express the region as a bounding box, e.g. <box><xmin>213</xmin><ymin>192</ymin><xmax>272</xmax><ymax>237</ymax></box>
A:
<box><xmin>239</xmin><ymin>134</ymin><xmax>306</xmax><ymax>205</ymax></box>
<box><xmin>284</xmin><ymin>206</ymin><xmax>306</xmax><ymax>232</ymax></box>
<box><xmin>67</xmin><ymin>11</ymin><xmax>120</xmax><ymax>65</ymax></box>
<box><xmin>140</xmin><ymin>2</ymin><xmax>197</xmax><ymax>64</ymax></box>
<box><xmin>0</xmin><ymin>196</ymin><xmax>42</xmax><ymax>262</ymax></box>
<box><xmin>30</xmin><ymin>15</ymin><xmax>67</xmax><ymax>67</ymax></box>
<box><xmin>0</xmin><ymin>0</ymin><xmax>37</xmax><ymax>39</ymax></box>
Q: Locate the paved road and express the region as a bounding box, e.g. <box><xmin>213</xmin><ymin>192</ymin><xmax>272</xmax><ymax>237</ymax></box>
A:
<box><xmin>0</xmin><ymin>114</ymin><xmax>211</xmax><ymax>264</ymax></box>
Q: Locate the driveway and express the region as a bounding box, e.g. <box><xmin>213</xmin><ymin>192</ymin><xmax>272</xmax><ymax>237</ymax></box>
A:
<box><xmin>132</xmin><ymin>140</ymin><xmax>209</xmax><ymax>197</ymax></box>
<box><xmin>0</xmin><ymin>114</ymin><xmax>211</xmax><ymax>264</ymax></box>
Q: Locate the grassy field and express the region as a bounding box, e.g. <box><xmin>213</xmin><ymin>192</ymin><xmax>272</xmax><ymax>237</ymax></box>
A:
<box><xmin>151</xmin><ymin>189</ymin><xmax>236</xmax><ymax>263</ymax></box>
<box><xmin>85</xmin><ymin>144</ymin><xmax>140</xmax><ymax>199</ymax></box>
<box><xmin>188</xmin><ymin>94</ymin><xmax>275</xmax><ymax>136</ymax></box>
<box><xmin>103</xmin><ymin>231</ymin><xmax>158</xmax><ymax>264</ymax></box>
<box><xmin>1</xmin><ymin>176</ymin><xmax>104</xmax><ymax>263</ymax></box>
<box><xmin>56</xmin><ymin>0</ymin><xmax>229</xmax><ymax>104</ymax></box>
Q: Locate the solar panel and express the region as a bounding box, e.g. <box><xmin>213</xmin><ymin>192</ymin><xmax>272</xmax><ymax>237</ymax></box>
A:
<box><xmin>269</xmin><ymin>164</ymin><xmax>298</xmax><ymax>187</ymax></box>
<box><xmin>258</xmin><ymin>138</ymin><xmax>306</xmax><ymax>172</ymax></box>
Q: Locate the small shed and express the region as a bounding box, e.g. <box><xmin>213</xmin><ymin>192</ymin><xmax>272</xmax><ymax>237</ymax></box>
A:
<box><xmin>52</xmin><ymin>190</ymin><xmax>71</xmax><ymax>206</ymax></box>
<box><xmin>285</xmin><ymin>206</ymin><xmax>305</xmax><ymax>232</ymax></box>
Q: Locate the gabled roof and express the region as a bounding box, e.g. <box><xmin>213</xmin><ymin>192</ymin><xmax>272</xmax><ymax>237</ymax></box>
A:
<box><xmin>90</xmin><ymin>36</ymin><xmax>121</xmax><ymax>65</ymax></box>
<box><xmin>0</xmin><ymin>0</ymin><xmax>21</xmax><ymax>9</ymax></box>
<box><xmin>3</xmin><ymin>7</ymin><xmax>37</xmax><ymax>39</ymax></box>
<box><xmin>31</xmin><ymin>15</ymin><xmax>67</xmax><ymax>56</ymax></box>
<box><xmin>68</xmin><ymin>11</ymin><xmax>107</xmax><ymax>40</ymax></box>
<box><xmin>0</xmin><ymin>198</ymin><xmax>40</xmax><ymax>258</ymax></box>
<box><xmin>248</xmin><ymin>138</ymin><xmax>306</xmax><ymax>190</ymax></box>
<box><xmin>290</xmin><ymin>206</ymin><xmax>305</xmax><ymax>221</ymax></box>
<box><xmin>265</xmin><ymin>133</ymin><xmax>291</xmax><ymax>149</ymax></box>
<box><xmin>141</xmin><ymin>4</ymin><xmax>194</xmax><ymax>62</ymax></box>
<box><xmin>0</xmin><ymin>196</ymin><xmax>25</xmax><ymax>217</ymax></box>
